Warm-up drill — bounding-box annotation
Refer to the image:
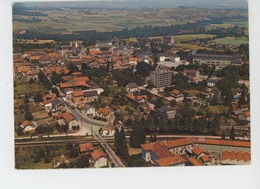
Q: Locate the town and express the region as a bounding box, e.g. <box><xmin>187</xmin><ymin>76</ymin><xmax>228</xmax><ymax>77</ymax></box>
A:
<box><xmin>13</xmin><ymin>2</ymin><xmax>250</xmax><ymax>169</ymax></box>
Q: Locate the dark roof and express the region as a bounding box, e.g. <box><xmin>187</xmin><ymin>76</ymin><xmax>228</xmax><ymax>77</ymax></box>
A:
<box><xmin>52</xmin><ymin>99</ymin><xmax>64</xmax><ymax>107</ymax></box>
<box><xmin>126</xmin><ymin>83</ymin><xmax>138</xmax><ymax>89</ymax></box>
<box><xmin>84</xmin><ymin>90</ymin><xmax>98</xmax><ymax>97</ymax></box>
<box><xmin>83</xmin><ymin>104</ymin><xmax>96</xmax><ymax>111</ymax></box>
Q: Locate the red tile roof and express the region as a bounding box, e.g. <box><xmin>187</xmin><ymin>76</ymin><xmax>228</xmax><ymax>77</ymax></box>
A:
<box><xmin>91</xmin><ymin>149</ymin><xmax>107</xmax><ymax>161</ymax></box>
<box><xmin>200</xmin><ymin>155</ymin><xmax>210</xmax><ymax>162</ymax></box>
<box><xmin>188</xmin><ymin>157</ymin><xmax>203</xmax><ymax>166</ymax></box>
<box><xmin>243</xmin><ymin>152</ymin><xmax>251</xmax><ymax>162</ymax></box>
<box><xmin>197</xmin><ymin>138</ymin><xmax>250</xmax><ymax>148</ymax></box>
<box><xmin>126</xmin><ymin>93</ymin><xmax>136</xmax><ymax>101</ymax></box>
<box><xmin>79</xmin><ymin>143</ymin><xmax>94</xmax><ymax>153</ymax></box>
<box><xmin>236</xmin><ymin>151</ymin><xmax>243</xmax><ymax>161</ymax></box>
<box><xmin>75</xmin><ymin>76</ymin><xmax>89</xmax><ymax>82</ymax></box>
<box><xmin>21</xmin><ymin>120</ymin><xmax>34</xmax><ymax>128</ymax></box>
<box><xmin>192</xmin><ymin>147</ymin><xmax>208</xmax><ymax>156</ymax></box>
<box><xmin>229</xmin><ymin>151</ymin><xmax>236</xmax><ymax>161</ymax></box>
<box><xmin>136</xmin><ymin>95</ymin><xmax>148</xmax><ymax>101</ymax></box>
<box><xmin>221</xmin><ymin>150</ymin><xmax>230</xmax><ymax>161</ymax></box>
<box><xmin>72</xmin><ymin>90</ymin><xmax>84</xmax><ymax>97</ymax></box>
<box><xmin>98</xmin><ymin>108</ymin><xmax>112</xmax><ymax>116</ymax></box>
<box><xmin>172</xmin><ymin>89</ymin><xmax>181</xmax><ymax>96</ymax></box>
<box><xmin>155</xmin><ymin>155</ymin><xmax>186</xmax><ymax>166</ymax></box>
<box><xmin>166</xmin><ymin>138</ymin><xmax>195</xmax><ymax>149</ymax></box>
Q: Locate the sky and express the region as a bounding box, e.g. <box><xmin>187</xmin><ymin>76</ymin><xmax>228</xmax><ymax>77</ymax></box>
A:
<box><xmin>13</xmin><ymin>0</ymin><xmax>248</xmax><ymax>9</ymax></box>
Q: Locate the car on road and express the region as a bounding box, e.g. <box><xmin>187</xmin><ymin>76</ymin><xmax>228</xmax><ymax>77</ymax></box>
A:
<box><xmin>71</xmin><ymin>105</ymin><xmax>75</xmax><ymax>109</ymax></box>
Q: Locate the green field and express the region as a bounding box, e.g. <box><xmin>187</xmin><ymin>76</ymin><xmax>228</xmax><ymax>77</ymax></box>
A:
<box><xmin>174</xmin><ymin>34</ymin><xmax>216</xmax><ymax>42</ymax></box>
<box><xmin>14</xmin><ymin>80</ymin><xmax>47</xmax><ymax>94</ymax></box>
<box><xmin>13</xmin><ymin>9</ymin><xmax>187</xmax><ymax>33</ymax></box>
<box><xmin>175</xmin><ymin>43</ymin><xmax>213</xmax><ymax>50</ymax></box>
<box><xmin>213</xmin><ymin>36</ymin><xmax>248</xmax><ymax>46</ymax></box>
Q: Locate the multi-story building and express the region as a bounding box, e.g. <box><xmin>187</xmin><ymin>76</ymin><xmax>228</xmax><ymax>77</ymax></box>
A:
<box><xmin>192</xmin><ymin>53</ymin><xmax>243</xmax><ymax>69</ymax></box>
<box><xmin>163</xmin><ymin>36</ymin><xmax>174</xmax><ymax>45</ymax></box>
<box><xmin>150</xmin><ymin>68</ymin><xmax>172</xmax><ymax>88</ymax></box>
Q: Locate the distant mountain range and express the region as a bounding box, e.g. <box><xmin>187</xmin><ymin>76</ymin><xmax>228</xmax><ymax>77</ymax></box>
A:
<box><xmin>13</xmin><ymin>0</ymin><xmax>248</xmax><ymax>9</ymax></box>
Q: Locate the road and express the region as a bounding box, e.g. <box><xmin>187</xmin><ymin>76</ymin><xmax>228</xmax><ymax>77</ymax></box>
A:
<box><xmin>93</xmin><ymin>132</ymin><xmax>125</xmax><ymax>168</ymax></box>
<box><xmin>60</xmin><ymin>98</ymin><xmax>125</xmax><ymax>167</ymax></box>
<box><xmin>60</xmin><ymin>98</ymin><xmax>108</xmax><ymax>135</ymax></box>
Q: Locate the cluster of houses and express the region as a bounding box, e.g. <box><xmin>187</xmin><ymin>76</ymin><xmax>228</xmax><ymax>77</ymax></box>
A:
<box><xmin>79</xmin><ymin>142</ymin><xmax>108</xmax><ymax>168</ymax></box>
<box><xmin>141</xmin><ymin>137</ymin><xmax>251</xmax><ymax>167</ymax></box>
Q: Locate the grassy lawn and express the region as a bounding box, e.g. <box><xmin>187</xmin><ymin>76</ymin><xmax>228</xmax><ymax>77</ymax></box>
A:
<box><xmin>213</xmin><ymin>36</ymin><xmax>248</xmax><ymax>46</ymax></box>
<box><xmin>14</xmin><ymin>80</ymin><xmax>47</xmax><ymax>94</ymax></box>
<box><xmin>15</xmin><ymin>145</ymin><xmax>68</xmax><ymax>169</ymax></box>
<box><xmin>174</xmin><ymin>34</ymin><xmax>216</xmax><ymax>42</ymax></box>
<box><xmin>15</xmin><ymin>39</ymin><xmax>55</xmax><ymax>44</ymax></box>
<box><xmin>175</xmin><ymin>43</ymin><xmax>213</xmax><ymax>50</ymax></box>
<box><xmin>208</xmin><ymin>105</ymin><xmax>229</xmax><ymax>114</ymax></box>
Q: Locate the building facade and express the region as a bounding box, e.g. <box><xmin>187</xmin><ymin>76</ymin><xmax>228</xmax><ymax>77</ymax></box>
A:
<box><xmin>150</xmin><ymin>68</ymin><xmax>172</xmax><ymax>88</ymax></box>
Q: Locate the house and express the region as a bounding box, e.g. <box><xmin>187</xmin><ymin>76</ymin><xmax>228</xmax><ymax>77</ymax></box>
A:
<box><xmin>72</xmin><ymin>90</ymin><xmax>84</xmax><ymax>104</ymax></box>
<box><xmin>166</xmin><ymin>138</ymin><xmax>195</xmax><ymax>155</ymax></box>
<box><xmin>207</xmin><ymin>78</ymin><xmax>218</xmax><ymax>87</ymax></box>
<box><xmin>125</xmin><ymin>83</ymin><xmax>138</xmax><ymax>93</ymax></box>
<box><xmin>39</xmin><ymin>55</ymin><xmax>52</xmax><ymax>65</ymax></box>
<box><xmin>79</xmin><ymin>143</ymin><xmax>94</xmax><ymax>154</ymax></box>
<box><xmin>40</xmin><ymin>99</ymin><xmax>54</xmax><ymax>109</ymax></box>
<box><xmin>20</xmin><ymin>120</ymin><xmax>37</xmax><ymax>132</ymax></box>
<box><xmin>231</xmin><ymin>88</ymin><xmax>242</xmax><ymax>101</ymax></box>
<box><xmin>199</xmin><ymin>155</ymin><xmax>211</xmax><ymax>165</ymax></box>
<box><xmin>91</xmin><ymin>149</ymin><xmax>108</xmax><ymax>168</ymax></box>
<box><xmin>54</xmin><ymin>112</ymin><xmax>79</xmax><ymax>131</ymax></box>
<box><xmin>83</xmin><ymin>90</ymin><xmax>98</xmax><ymax>103</ymax></box>
<box><xmin>81</xmin><ymin>104</ymin><xmax>96</xmax><ymax>117</ymax></box>
<box><xmin>188</xmin><ymin>157</ymin><xmax>203</xmax><ymax>166</ymax></box>
<box><xmin>160</xmin><ymin>104</ymin><xmax>177</xmax><ymax>119</ymax></box>
<box><xmin>192</xmin><ymin>146</ymin><xmax>209</xmax><ymax>160</ymax></box>
<box><xmin>52</xmin><ymin>99</ymin><xmax>66</xmax><ymax>113</ymax></box>
<box><xmin>155</xmin><ymin>155</ymin><xmax>186</xmax><ymax>167</ymax></box>
<box><xmin>171</xmin><ymin>89</ymin><xmax>184</xmax><ymax>102</ymax></box>
<box><xmin>100</xmin><ymin>125</ymin><xmax>116</xmax><ymax>137</ymax></box>
<box><xmin>95</xmin><ymin>107</ymin><xmax>115</xmax><ymax>122</ymax></box>
<box><xmin>141</xmin><ymin>142</ymin><xmax>172</xmax><ymax>164</ymax></box>
<box><xmin>221</xmin><ymin>150</ymin><xmax>251</xmax><ymax>165</ymax></box>
<box><xmin>183</xmin><ymin>69</ymin><xmax>200</xmax><ymax>83</ymax></box>
<box><xmin>126</xmin><ymin>93</ymin><xmax>148</xmax><ymax>104</ymax></box>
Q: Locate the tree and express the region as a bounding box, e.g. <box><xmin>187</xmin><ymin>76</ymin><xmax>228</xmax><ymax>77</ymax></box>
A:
<box><xmin>158</xmin><ymin>112</ymin><xmax>168</xmax><ymax>132</ymax></box>
<box><xmin>145</xmin><ymin>115</ymin><xmax>155</xmax><ymax>132</ymax></box>
<box><xmin>238</xmin><ymin>86</ymin><xmax>246</xmax><ymax>107</ymax></box>
<box><xmin>222</xmin><ymin>132</ymin><xmax>226</xmax><ymax>140</ymax></box>
<box><xmin>135</xmin><ymin>62</ymin><xmax>152</xmax><ymax>77</ymax></box>
<box><xmin>24</xmin><ymin>110</ymin><xmax>33</xmax><ymax>120</ymax></box>
<box><xmin>130</xmin><ymin>119</ymin><xmax>146</xmax><ymax>148</ymax></box>
<box><xmin>17</xmin><ymin>126</ymin><xmax>24</xmax><ymax>136</ymax></box>
<box><xmin>34</xmin><ymin>93</ymin><xmax>43</xmax><ymax>102</ymax></box>
<box><xmin>75</xmin><ymin>154</ymin><xmax>90</xmax><ymax>168</ymax></box>
<box><xmin>229</xmin><ymin>126</ymin><xmax>235</xmax><ymax>140</ymax></box>
<box><xmin>50</xmin><ymin>71</ymin><xmax>62</xmax><ymax>85</ymax></box>
<box><xmin>51</xmin><ymin>87</ymin><xmax>60</xmax><ymax>96</ymax></box>
<box><xmin>170</xmin><ymin>99</ymin><xmax>177</xmax><ymax>107</ymax></box>
<box><xmin>81</xmin><ymin>63</ymin><xmax>88</xmax><ymax>70</ymax></box>
<box><xmin>154</xmin><ymin>98</ymin><xmax>163</xmax><ymax>109</ymax></box>
<box><xmin>29</xmin><ymin>78</ymin><xmax>35</xmax><ymax>84</ymax></box>
<box><xmin>115</xmin><ymin>127</ymin><xmax>129</xmax><ymax>160</ymax></box>
<box><xmin>63</xmin><ymin>123</ymin><xmax>69</xmax><ymax>137</ymax></box>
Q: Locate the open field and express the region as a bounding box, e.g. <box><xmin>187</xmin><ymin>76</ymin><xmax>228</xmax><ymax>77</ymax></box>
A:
<box><xmin>14</xmin><ymin>80</ymin><xmax>47</xmax><ymax>94</ymax></box>
<box><xmin>175</xmin><ymin>43</ymin><xmax>213</xmax><ymax>50</ymax></box>
<box><xmin>213</xmin><ymin>36</ymin><xmax>248</xmax><ymax>46</ymax></box>
<box><xmin>174</xmin><ymin>34</ymin><xmax>216</xmax><ymax>42</ymax></box>
<box><xmin>15</xmin><ymin>39</ymin><xmax>55</xmax><ymax>44</ymax></box>
<box><xmin>13</xmin><ymin>9</ymin><xmax>188</xmax><ymax>33</ymax></box>
<box><xmin>205</xmin><ymin>21</ymin><xmax>248</xmax><ymax>30</ymax></box>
